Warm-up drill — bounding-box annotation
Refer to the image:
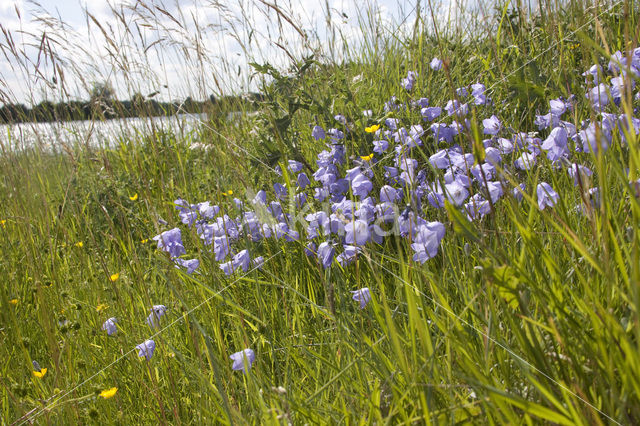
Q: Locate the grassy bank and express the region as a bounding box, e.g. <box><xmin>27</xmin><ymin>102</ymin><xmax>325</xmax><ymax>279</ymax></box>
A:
<box><xmin>2</xmin><ymin>1</ymin><xmax>640</xmax><ymax>424</ymax></box>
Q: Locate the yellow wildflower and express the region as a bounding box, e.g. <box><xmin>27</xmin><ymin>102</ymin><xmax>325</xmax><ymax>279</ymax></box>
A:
<box><xmin>0</xmin><ymin>219</ymin><xmax>6</xmax><ymax>227</ymax></box>
<box><xmin>365</xmin><ymin>124</ymin><xmax>380</xmax><ymax>133</ymax></box>
<box><xmin>96</xmin><ymin>303</ymin><xmax>108</xmax><ymax>312</ymax></box>
<box><xmin>99</xmin><ymin>387</ymin><xmax>118</xmax><ymax>399</ymax></box>
<box><xmin>9</xmin><ymin>298</ymin><xmax>18</xmax><ymax>305</ymax></box>
<box><xmin>360</xmin><ymin>154</ymin><xmax>374</xmax><ymax>162</ymax></box>
<box><xmin>141</xmin><ymin>238</ymin><xmax>149</xmax><ymax>244</ymax></box>
<box><xmin>109</xmin><ymin>273</ymin><xmax>120</xmax><ymax>282</ymax></box>
<box><xmin>222</xmin><ymin>190</ymin><xmax>233</xmax><ymax>196</ymax></box>
<box><xmin>33</xmin><ymin>368</ymin><xmax>47</xmax><ymax>378</ymax></box>
<box><xmin>129</xmin><ymin>193</ymin><xmax>138</xmax><ymax>201</ymax></box>
<box><xmin>75</xmin><ymin>241</ymin><xmax>83</xmax><ymax>248</ymax></box>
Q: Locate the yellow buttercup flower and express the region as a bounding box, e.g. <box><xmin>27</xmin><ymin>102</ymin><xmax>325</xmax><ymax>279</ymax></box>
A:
<box><xmin>129</xmin><ymin>193</ymin><xmax>138</xmax><ymax>201</ymax></box>
<box><xmin>109</xmin><ymin>273</ymin><xmax>120</xmax><ymax>282</ymax></box>
<box><xmin>360</xmin><ymin>154</ymin><xmax>374</xmax><ymax>162</ymax></box>
<box><xmin>9</xmin><ymin>298</ymin><xmax>18</xmax><ymax>305</ymax></box>
<box><xmin>33</xmin><ymin>368</ymin><xmax>47</xmax><ymax>378</ymax></box>
<box><xmin>0</xmin><ymin>219</ymin><xmax>6</xmax><ymax>227</ymax></box>
<box><xmin>365</xmin><ymin>124</ymin><xmax>380</xmax><ymax>133</ymax></box>
<box><xmin>96</xmin><ymin>303</ymin><xmax>108</xmax><ymax>312</ymax></box>
<box><xmin>99</xmin><ymin>387</ymin><xmax>118</xmax><ymax>399</ymax></box>
<box><xmin>75</xmin><ymin>241</ymin><xmax>83</xmax><ymax>248</ymax></box>
<box><xmin>141</xmin><ymin>238</ymin><xmax>149</xmax><ymax>244</ymax></box>
<box><xmin>222</xmin><ymin>190</ymin><xmax>233</xmax><ymax>196</ymax></box>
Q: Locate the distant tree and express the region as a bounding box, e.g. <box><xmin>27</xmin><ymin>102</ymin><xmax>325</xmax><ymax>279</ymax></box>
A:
<box><xmin>90</xmin><ymin>81</ymin><xmax>115</xmax><ymax>103</ymax></box>
<box><xmin>89</xmin><ymin>81</ymin><xmax>116</xmax><ymax>118</ymax></box>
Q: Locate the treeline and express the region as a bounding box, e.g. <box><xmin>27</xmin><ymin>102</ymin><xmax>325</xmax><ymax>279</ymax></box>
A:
<box><xmin>0</xmin><ymin>93</ymin><xmax>263</xmax><ymax>124</ymax></box>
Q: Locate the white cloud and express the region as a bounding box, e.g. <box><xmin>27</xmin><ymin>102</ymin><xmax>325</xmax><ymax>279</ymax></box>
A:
<box><xmin>0</xmin><ymin>0</ymin><xmax>473</xmax><ymax>105</ymax></box>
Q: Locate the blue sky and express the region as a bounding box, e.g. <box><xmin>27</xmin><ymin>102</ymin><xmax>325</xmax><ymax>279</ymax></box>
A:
<box><xmin>0</xmin><ymin>0</ymin><xmax>465</xmax><ymax>105</ymax></box>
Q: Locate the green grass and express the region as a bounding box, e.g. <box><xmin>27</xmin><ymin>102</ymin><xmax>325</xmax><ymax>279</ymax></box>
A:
<box><xmin>1</xmin><ymin>0</ymin><xmax>640</xmax><ymax>424</ymax></box>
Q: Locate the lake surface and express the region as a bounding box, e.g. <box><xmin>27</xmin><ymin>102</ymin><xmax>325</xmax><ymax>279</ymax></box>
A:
<box><xmin>0</xmin><ymin>113</ymin><xmax>208</xmax><ymax>151</ymax></box>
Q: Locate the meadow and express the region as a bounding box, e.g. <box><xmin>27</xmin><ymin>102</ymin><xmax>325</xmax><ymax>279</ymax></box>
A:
<box><xmin>1</xmin><ymin>0</ymin><xmax>640</xmax><ymax>424</ymax></box>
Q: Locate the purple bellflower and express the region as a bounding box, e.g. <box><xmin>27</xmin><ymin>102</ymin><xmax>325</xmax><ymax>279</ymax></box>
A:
<box><xmin>102</xmin><ymin>317</ymin><xmax>117</xmax><ymax>336</ymax></box>
<box><xmin>351</xmin><ymin>287</ymin><xmax>372</xmax><ymax>308</ymax></box>
<box><xmin>230</xmin><ymin>348</ymin><xmax>255</xmax><ymax>372</ymax></box>
<box><xmin>537</xmin><ymin>182</ymin><xmax>559</xmax><ymax>210</ymax></box>
<box><xmin>136</xmin><ymin>339</ymin><xmax>156</xmax><ymax>360</ymax></box>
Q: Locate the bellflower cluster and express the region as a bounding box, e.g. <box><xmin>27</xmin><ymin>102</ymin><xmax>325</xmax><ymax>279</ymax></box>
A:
<box><xmin>95</xmin><ymin>46</ymin><xmax>640</xmax><ymax>387</ymax></box>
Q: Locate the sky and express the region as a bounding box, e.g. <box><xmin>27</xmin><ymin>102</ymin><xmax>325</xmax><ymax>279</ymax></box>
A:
<box><xmin>0</xmin><ymin>0</ymin><xmax>470</xmax><ymax>105</ymax></box>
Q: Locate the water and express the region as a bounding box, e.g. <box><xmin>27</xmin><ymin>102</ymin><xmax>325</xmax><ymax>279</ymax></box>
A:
<box><xmin>0</xmin><ymin>113</ymin><xmax>207</xmax><ymax>151</ymax></box>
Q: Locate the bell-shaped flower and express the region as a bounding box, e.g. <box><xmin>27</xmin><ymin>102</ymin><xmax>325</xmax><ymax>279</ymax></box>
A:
<box><xmin>273</xmin><ymin>183</ymin><xmax>288</xmax><ymax>201</ymax></box>
<box><xmin>337</xmin><ymin>245</ymin><xmax>362</xmax><ymax>267</ymax></box>
<box><xmin>444</xmin><ymin>181</ymin><xmax>469</xmax><ymax>206</ymax></box>
<box><xmin>411</xmin><ymin>222</ymin><xmax>445</xmax><ymax>263</ymax></box>
<box><xmin>345</xmin><ymin>219</ymin><xmax>370</xmax><ymax>246</ymax></box>
<box><xmin>464</xmin><ymin>194</ymin><xmax>491</xmax><ymax>221</ymax></box>
<box><xmin>482</xmin><ymin>115</ymin><xmax>501</xmax><ymax>135</ymax></box>
<box><xmin>515</xmin><ymin>152</ymin><xmax>537</xmax><ymax>170</ymax></box>
<box><xmin>312</xmin><ymin>125</ymin><xmax>325</xmax><ymax>140</ymax></box>
<box><xmin>484</xmin><ymin>147</ymin><xmax>502</xmax><ymax>164</ymax></box>
<box><xmin>567</xmin><ymin>163</ymin><xmax>593</xmax><ymax>186</ymax></box>
<box><xmin>252</xmin><ymin>256</ymin><xmax>264</xmax><ymax>270</ymax></box>
<box><xmin>232</xmin><ymin>250</ymin><xmax>251</xmax><ymax>272</ymax></box>
<box><xmin>351</xmin><ymin>287</ymin><xmax>372</xmax><ymax>308</ymax></box>
<box><xmin>288</xmin><ymin>160</ymin><xmax>304</xmax><ymax>173</ymax></box>
<box><xmin>484</xmin><ymin>181</ymin><xmax>504</xmax><ymax>203</ymax></box>
<box><xmin>297</xmin><ymin>172</ymin><xmax>311</xmax><ymax>189</ymax></box>
<box><xmin>102</xmin><ymin>317</ymin><xmax>117</xmax><ymax>336</ymax></box>
<box><xmin>582</xmin><ymin>64</ymin><xmax>602</xmax><ymax>84</ymax></box>
<box><xmin>495</xmin><ymin>137</ymin><xmax>514</xmax><ymax>154</ymax></box>
<box><xmin>146</xmin><ymin>305</ymin><xmax>167</xmax><ymax>328</ymax></box>
<box><xmin>373</xmin><ymin>139</ymin><xmax>389</xmax><ymax>154</ymax></box>
<box><xmin>213</xmin><ymin>236</ymin><xmax>230</xmax><ymax>261</ymax></box>
<box><xmin>379</xmin><ymin>185</ymin><xmax>401</xmax><ymax>202</ymax></box>
<box><xmin>541</xmin><ymin>127</ymin><xmax>568</xmax><ymax>161</ymax></box>
<box><xmin>136</xmin><ymin>339</ymin><xmax>156</xmax><ymax>360</ymax></box>
<box><xmin>549</xmin><ymin>98</ymin><xmax>566</xmax><ymax>116</ymax></box>
<box><xmin>152</xmin><ymin>228</ymin><xmax>186</xmax><ymax>258</ymax></box>
<box><xmin>252</xmin><ymin>190</ymin><xmax>267</xmax><ymax>205</ymax></box>
<box><xmin>430</xmin><ymin>123</ymin><xmax>455</xmax><ymax>143</ymax></box>
<box><xmin>421</xmin><ymin>106</ymin><xmax>442</xmax><ymax>122</ymax></box>
<box><xmin>579</xmin><ymin>122</ymin><xmax>611</xmax><ymax>154</ymax></box>
<box><xmin>352</xmin><ymin>174</ymin><xmax>373</xmax><ymax>198</ymax></box>
<box><xmin>445</xmin><ymin>100</ymin><xmax>468</xmax><ymax>117</ymax></box>
<box><xmin>537</xmin><ymin>182</ymin><xmax>559</xmax><ymax>210</ymax></box>
<box><xmin>402</xmin><ymin>70</ymin><xmax>418</xmax><ymax>91</ymax></box>
<box><xmin>430</xmin><ymin>57</ymin><xmax>443</xmax><ymax>70</ymax></box>
<box><xmin>230</xmin><ymin>349</ymin><xmax>256</xmax><ymax>372</ymax></box>
<box><xmin>219</xmin><ymin>261</ymin><xmax>234</xmax><ymax>276</ymax></box>
<box><xmin>513</xmin><ymin>183</ymin><xmax>526</xmax><ymax>202</ymax></box>
<box><xmin>174</xmin><ymin>258</ymin><xmax>200</xmax><ymax>274</ymax></box>
<box><xmin>304</xmin><ymin>242</ymin><xmax>316</xmax><ymax>257</ymax></box>
<box><xmin>585</xmin><ymin>83</ymin><xmax>609</xmax><ymax>111</ymax></box>
<box><xmin>317</xmin><ymin>242</ymin><xmax>335</xmax><ymax>269</ymax></box>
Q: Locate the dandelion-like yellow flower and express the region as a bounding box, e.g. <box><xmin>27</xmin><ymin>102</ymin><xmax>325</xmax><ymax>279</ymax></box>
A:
<box><xmin>141</xmin><ymin>238</ymin><xmax>149</xmax><ymax>244</ymax></box>
<box><xmin>0</xmin><ymin>219</ymin><xmax>6</xmax><ymax>227</ymax></box>
<box><xmin>109</xmin><ymin>273</ymin><xmax>120</xmax><ymax>282</ymax></box>
<box><xmin>360</xmin><ymin>154</ymin><xmax>374</xmax><ymax>162</ymax></box>
<box><xmin>222</xmin><ymin>190</ymin><xmax>233</xmax><ymax>196</ymax></box>
<box><xmin>9</xmin><ymin>298</ymin><xmax>18</xmax><ymax>305</ymax></box>
<box><xmin>33</xmin><ymin>368</ymin><xmax>47</xmax><ymax>378</ymax></box>
<box><xmin>96</xmin><ymin>303</ymin><xmax>108</xmax><ymax>312</ymax></box>
<box><xmin>129</xmin><ymin>193</ymin><xmax>138</xmax><ymax>201</ymax></box>
<box><xmin>99</xmin><ymin>387</ymin><xmax>118</xmax><ymax>399</ymax></box>
<box><xmin>75</xmin><ymin>241</ymin><xmax>83</xmax><ymax>248</ymax></box>
<box><xmin>365</xmin><ymin>124</ymin><xmax>380</xmax><ymax>133</ymax></box>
